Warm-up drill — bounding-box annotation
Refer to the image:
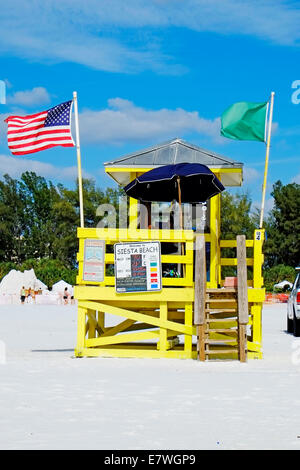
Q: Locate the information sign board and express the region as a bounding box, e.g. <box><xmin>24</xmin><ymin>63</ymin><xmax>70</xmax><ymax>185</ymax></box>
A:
<box><xmin>83</xmin><ymin>239</ymin><xmax>105</xmax><ymax>282</ymax></box>
<box><xmin>114</xmin><ymin>241</ymin><xmax>162</xmax><ymax>293</ymax></box>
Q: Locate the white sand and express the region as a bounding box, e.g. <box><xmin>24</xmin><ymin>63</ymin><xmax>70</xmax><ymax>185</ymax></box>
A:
<box><xmin>0</xmin><ymin>301</ymin><xmax>299</xmax><ymax>450</ymax></box>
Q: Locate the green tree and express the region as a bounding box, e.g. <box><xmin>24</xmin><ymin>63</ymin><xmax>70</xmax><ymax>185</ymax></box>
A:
<box><xmin>264</xmin><ymin>181</ymin><xmax>300</xmax><ymax>267</ymax></box>
<box><xmin>221</xmin><ymin>191</ymin><xmax>256</xmax><ymax>240</ymax></box>
<box><xmin>50</xmin><ymin>198</ymin><xmax>78</xmax><ymax>265</ymax></box>
<box><xmin>0</xmin><ymin>174</ymin><xmax>26</xmax><ymax>262</ymax></box>
<box><xmin>220</xmin><ymin>191</ymin><xmax>256</xmax><ymax>278</ymax></box>
<box><xmin>18</xmin><ymin>258</ymin><xmax>77</xmax><ymax>288</ymax></box>
<box><xmin>62</xmin><ymin>178</ymin><xmax>122</xmax><ymax>229</ymax></box>
<box><xmin>0</xmin><ymin>261</ymin><xmax>18</xmax><ymax>280</ymax></box>
<box><xmin>263</xmin><ymin>264</ymin><xmax>296</xmax><ymax>292</ymax></box>
<box><xmin>19</xmin><ymin>172</ymin><xmax>62</xmax><ymax>260</ymax></box>
<box><xmin>0</xmin><ymin>171</ymin><xmax>123</xmax><ymax>268</ymax></box>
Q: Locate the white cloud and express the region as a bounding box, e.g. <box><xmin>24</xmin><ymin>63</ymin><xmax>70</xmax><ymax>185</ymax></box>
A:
<box><xmin>279</xmin><ymin>125</ymin><xmax>300</xmax><ymax>137</ymax></box>
<box><xmin>45</xmin><ymin>0</ymin><xmax>300</xmax><ymax>46</ymax></box>
<box><xmin>292</xmin><ymin>173</ymin><xmax>300</xmax><ymax>184</ymax></box>
<box><xmin>271</xmin><ymin>122</ymin><xmax>279</xmax><ymax>134</ymax></box>
<box><xmin>243</xmin><ymin>166</ymin><xmax>261</xmax><ymax>184</ymax></box>
<box><xmin>79</xmin><ymin>97</ymin><xmax>221</xmax><ymax>144</ymax></box>
<box><xmin>7</xmin><ymin>87</ymin><xmax>51</xmax><ymax>107</ymax></box>
<box><xmin>252</xmin><ymin>196</ymin><xmax>274</xmax><ymax>215</ymax></box>
<box><xmin>0</xmin><ymin>1</ymin><xmax>299</xmax><ymax>74</ymax></box>
<box><xmin>250</xmin><ymin>155</ymin><xmax>300</xmax><ymax>167</ymax></box>
<box><xmin>0</xmin><ymin>3</ymin><xmax>184</xmax><ymax>75</ymax></box>
<box><xmin>0</xmin><ymin>154</ymin><xmax>92</xmax><ymax>181</ymax></box>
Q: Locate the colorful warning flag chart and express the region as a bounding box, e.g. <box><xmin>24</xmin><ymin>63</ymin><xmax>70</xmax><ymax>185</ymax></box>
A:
<box><xmin>114</xmin><ymin>241</ymin><xmax>162</xmax><ymax>293</ymax></box>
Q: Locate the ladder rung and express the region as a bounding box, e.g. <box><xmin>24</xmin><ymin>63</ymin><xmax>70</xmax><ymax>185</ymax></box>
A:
<box><xmin>206</xmin><ymin>288</ymin><xmax>237</xmax><ymax>293</ymax></box>
<box><xmin>206</xmin><ymin>339</ymin><xmax>237</xmax><ymax>344</ymax></box>
<box><xmin>206</xmin><ymin>318</ymin><xmax>237</xmax><ymax>323</ymax></box>
<box><xmin>206</xmin><ymin>308</ymin><xmax>237</xmax><ymax>313</ymax></box>
<box><xmin>207</xmin><ymin>328</ymin><xmax>238</xmax><ymax>333</ymax></box>
<box><xmin>207</xmin><ymin>348</ymin><xmax>239</xmax><ymax>354</ymax></box>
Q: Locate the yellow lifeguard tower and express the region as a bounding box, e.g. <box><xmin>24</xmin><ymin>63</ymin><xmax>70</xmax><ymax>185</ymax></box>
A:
<box><xmin>74</xmin><ymin>138</ymin><xmax>265</xmax><ymax>360</ymax></box>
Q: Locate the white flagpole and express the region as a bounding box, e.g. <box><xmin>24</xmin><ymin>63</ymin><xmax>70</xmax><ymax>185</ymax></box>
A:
<box><xmin>259</xmin><ymin>91</ymin><xmax>275</xmax><ymax>229</ymax></box>
<box><xmin>73</xmin><ymin>91</ymin><xmax>84</xmax><ymax>228</ymax></box>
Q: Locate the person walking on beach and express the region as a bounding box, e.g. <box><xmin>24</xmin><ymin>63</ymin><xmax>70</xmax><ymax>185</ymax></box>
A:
<box><xmin>70</xmin><ymin>286</ymin><xmax>75</xmax><ymax>305</ymax></box>
<box><xmin>63</xmin><ymin>287</ymin><xmax>69</xmax><ymax>305</ymax></box>
<box><xmin>27</xmin><ymin>287</ymin><xmax>32</xmax><ymax>303</ymax></box>
<box><xmin>20</xmin><ymin>286</ymin><xmax>26</xmax><ymax>304</ymax></box>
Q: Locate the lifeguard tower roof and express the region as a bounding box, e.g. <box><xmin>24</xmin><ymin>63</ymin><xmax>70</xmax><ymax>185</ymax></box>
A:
<box><xmin>104</xmin><ymin>138</ymin><xmax>243</xmax><ymax>187</ymax></box>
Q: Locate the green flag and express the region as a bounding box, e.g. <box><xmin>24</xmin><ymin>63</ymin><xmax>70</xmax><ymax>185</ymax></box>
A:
<box><xmin>220</xmin><ymin>101</ymin><xmax>268</xmax><ymax>142</ymax></box>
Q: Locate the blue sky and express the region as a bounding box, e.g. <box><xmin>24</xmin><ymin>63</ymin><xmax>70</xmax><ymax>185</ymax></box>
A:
<box><xmin>0</xmin><ymin>0</ymin><xmax>300</xmax><ymax>213</ymax></box>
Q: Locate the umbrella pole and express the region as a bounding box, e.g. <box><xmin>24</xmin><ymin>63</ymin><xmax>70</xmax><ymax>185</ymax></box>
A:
<box><xmin>177</xmin><ymin>177</ymin><xmax>183</xmax><ymax>230</ymax></box>
<box><xmin>177</xmin><ymin>177</ymin><xmax>185</xmax><ymax>277</ymax></box>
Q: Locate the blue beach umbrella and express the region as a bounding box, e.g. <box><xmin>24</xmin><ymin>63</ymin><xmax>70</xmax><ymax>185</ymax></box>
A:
<box><xmin>124</xmin><ymin>163</ymin><xmax>225</xmax><ymax>232</ymax></box>
<box><xmin>124</xmin><ymin>163</ymin><xmax>225</xmax><ymax>204</ymax></box>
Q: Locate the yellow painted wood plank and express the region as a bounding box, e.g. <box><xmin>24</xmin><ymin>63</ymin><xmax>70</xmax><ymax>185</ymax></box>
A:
<box><xmin>75</xmin><ymin>345</ymin><xmax>261</xmax><ymax>360</ymax></box>
<box><xmin>77</xmin><ymin>227</ymin><xmax>195</xmax><ymax>242</ymax></box>
<box><xmin>77</xmin><ymin>239</ymin><xmax>84</xmax><ymax>281</ymax></box>
<box><xmin>74</xmin><ymin>286</ymin><xmax>194</xmax><ymax>307</ymax></box>
<box><xmin>86</xmin><ymin>330</ymin><xmax>160</xmax><ymax>347</ymax></box>
<box><xmin>220</xmin><ymin>258</ymin><xmax>254</xmax><ymax>266</ymax></box>
<box><xmin>133</xmin><ymin>310</ymin><xmax>159</xmax><ymax>317</ymax></box>
<box><xmin>220</xmin><ymin>240</ymin><xmax>254</xmax><ymax>248</ymax></box>
<box><xmin>185</xmin><ymin>261</ymin><xmax>194</xmax><ymax>286</ymax></box>
<box><xmin>253</xmin><ymin>229</ymin><xmax>265</xmax><ymax>289</ymax></box>
<box><xmin>210</xmin><ymin>193</ymin><xmax>218</xmax><ymax>288</ymax></box>
<box><xmin>184</xmin><ymin>303</ymin><xmax>193</xmax><ymax>354</ymax></box>
<box><xmin>97</xmin><ymin>311</ymin><xmax>105</xmax><ymax>332</ymax></box>
<box><xmin>162</xmin><ymin>278</ymin><xmax>192</xmax><ymax>286</ymax></box>
<box><xmin>206</xmin><ymin>320</ymin><xmax>238</xmax><ymax>329</ymax></box>
<box><xmin>105</xmin><ymin>167</ymin><xmax>155</xmax><ymax>173</ymax></box>
<box><xmin>75</xmin><ymin>286</ymin><xmax>264</xmax><ymax>305</ymax></box>
<box><xmin>248</xmin><ymin>289</ymin><xmax>265</xmax><ymax>302</ymax></box>
<box><xmin>100</xmin><ymin>318</ymin><xmax>136</xmax><ymax>338</ymax></box>
<box><xmin>247</xmin><ymin>341</ymin><xmax>261</xmax><ymax>353</ymax></box>
<box><xmin>75</xmin><ymin>286</ymin><xmax>194</xmax><ymax>302</ymax></box>
<box><xmin>85</xmin><ymin>320</ymin><xmax>90</xmax><ymax>336</ymax></box>
<box><xmin>76</xmin><ymin>347</ymin><xmax>196</xmax><ymax>359</ymax></box>
<box><xmin>208</xmin><ymin>332</ymin><xmax>237</xmax><ymax>343</ymax></box>
<box><xmin>161</xmin><ymin>255</ymin><xmax>193</xmax><ymax>263</ymax></box>
<box><xmin>129</xmin><ymin>191</ymin><xmax>138</xmax><ymax>230</ymax></box>
<box><xmin>122</xmin><ymin>322</ymin><xmax>159</xmax><ymax>332</ymax></box>
<box><xmin>168</xmin><ymin>311</ymin><xmax>185</xmax><ymax>320</ymax></box>
<box><xmin>157</xmin><ymin>337</ymin><xmax>180</xmax><ymax>351</ymax></box>
<box><xmin>79</xmin><ymin>300</ymin><xmax>195</xmax><ymax>336</ymax></box>
<box><xmin>217</xmin><ymin>168</ymin><xmax>242</xmax><ymax>174</ymax></box>
<box><xmin>87</xmin><ymin>310</ymin><xmax>98</xmax><ymax>339</ymax></box>
<box><xmin>77</xmin><ymin>273</ymin><xmax>193</xmax><ymax>287</ymax></box>
<box><xmin>105</xmin><ymin>166</ymin><xmax>241</xmax><ymax>175</ymax></box>
<box><xmin>251</xmin><ymin>304</ymin><xmax>262</xmax><ymax>345</ymax></box>
<box><xmin>159</xmin><ymin>301</ymin><xmax>168</xmax><ymax>352</ymax></box>
<box><xmin>76</xmin><ymin>307</ymin><xmax>87</xmax><ymax>356</ymax></box>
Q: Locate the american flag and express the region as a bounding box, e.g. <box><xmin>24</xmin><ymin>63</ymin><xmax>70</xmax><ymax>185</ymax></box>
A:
<box><xmin>5</xmin><ymin>100</ymin><xmax>75</xmax><ymax>156</ymax></box>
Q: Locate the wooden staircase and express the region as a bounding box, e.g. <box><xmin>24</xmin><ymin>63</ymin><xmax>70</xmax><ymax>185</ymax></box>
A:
<box><xmin>194</xmin><ymin>234</ymin><xmax>248</xmax><ymax>362</ymax></box>
<box><xmin>204</xmin><ymin>288</ymin><xmax>244</xmax><ymax>360</ymax></box>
